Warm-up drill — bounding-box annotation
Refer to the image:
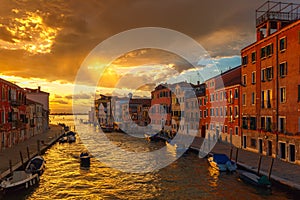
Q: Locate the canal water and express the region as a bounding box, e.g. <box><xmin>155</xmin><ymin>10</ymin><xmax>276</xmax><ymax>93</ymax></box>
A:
<box><xmin>3</xmin><ymin>115</ymin><xmax>299</xmax><ymax>200</ymax></box>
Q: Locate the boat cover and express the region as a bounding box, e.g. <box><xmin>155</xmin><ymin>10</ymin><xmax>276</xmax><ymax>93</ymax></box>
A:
<box><xmin>213</xmin><ymin>154</ymin><xmax>230</xmax><ymax>164</ymax></box>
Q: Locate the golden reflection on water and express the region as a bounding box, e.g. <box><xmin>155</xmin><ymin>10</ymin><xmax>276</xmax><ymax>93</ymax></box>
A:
<box><xmin>207</xmin><ymin>166</ymin><xmax>220</xmax><ymax>188</ymax></box>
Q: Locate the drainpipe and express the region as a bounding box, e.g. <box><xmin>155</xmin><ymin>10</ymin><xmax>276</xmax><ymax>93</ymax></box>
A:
<box><xmin>275</xmin><ymin>34</ymin><xmax>279</xmax><ymax>158</ymax></box>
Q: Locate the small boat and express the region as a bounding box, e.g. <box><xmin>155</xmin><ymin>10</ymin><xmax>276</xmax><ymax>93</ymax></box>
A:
<box><xmin>165</xmin><ymin>141</ymin><xmax>188</xmax><ymax>153</ymax></box>
<box><xmin>207</xmin><ymin>153</ymin><xmax>237</xmax><ymax>172</ymax></box>
<box><xmin>65</xmin><ymin>131</ymin><xmax>76</xmax><ymax>143</ymax></box>
<box><xmin>0</xmin><ymin>171</ymin><xmax>39</xmax><ymax>192</ymax></box>
<box><xmin>100</xmin><ymin>124</ymin><xmax>113</xmax><ymax>133</ymax></box>
<box><xmin>144</xmin><ymin>133</ymin><xmax>160</xmax><ymax>141</ymax></box>
<box><xmin>67</xmin><ymin>135</ymin><xmax>76</xmax><ymax>143</ymax></box>
<box><xmin>59</xmin><ymin>136</ymin><xmax>68</xmax><ymax>143</ymax></box>
<box><xmin>25</xmin><ymin>156</ymin><xmax>46</xmax><ymax>176</ymax></box>
<box><xmin>239</xmin><ymin>171</ymin><xmax>271</xmax><ymax>188</ymax></box>
<box><xmin>80</xmin><ymin>152</ymin><xmax>91</xmax><ymax>168</ymax></box>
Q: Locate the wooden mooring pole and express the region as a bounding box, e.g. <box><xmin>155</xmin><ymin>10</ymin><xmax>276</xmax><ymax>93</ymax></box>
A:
<box><xmin>257</xmin><ymin>155</ymin><xmax>262</xmax><ymax>175</ymax></box>
<box><xmin>229</xmin><ymin>146</ymin><xmax>233</xmax><ymax>160</ymax></box>
<box><xmin>268</xmin><ymin>158</ymin><xmax>275</xmax><ymax>180</ymax></box>
<box><xmin>235</xmin><ymin>148</ymin><xmax>239</xmax><ymax>163</ymax></box>
<box><xmin>19</xmin><ymin>151</ymin><xmax>24</xmax><ymax>168</ymax></box>
<box><xmin>37</xmin><ymin>140</ymin><xmax>40</xmax><ymax>155</ymax></box>
<box><xmin>27</xmin><ymin>146</ymin><xmax>30</xmax><ymax>159</ymax></box>
<box><xmin>9</xmin><ymin>160</ymin><xmax>12</xmax><ymax>175</ymax></box>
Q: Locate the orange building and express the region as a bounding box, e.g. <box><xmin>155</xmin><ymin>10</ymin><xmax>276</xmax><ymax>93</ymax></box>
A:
<box><xmin>199</xmin><ymin>67</ymin><xmax>241</xmax><ymax>147</ymax></box>
<box><xmin>241</xmin><ymin>1</ymin><xmax>300</xmax><ymax>164</ymax></box>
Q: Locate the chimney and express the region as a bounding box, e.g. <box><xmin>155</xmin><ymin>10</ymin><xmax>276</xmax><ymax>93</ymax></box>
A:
<box><xmin>197</xmin><ymin>81</ymin><xmax>200</xmax><ymax>85</ymax></box>
<box><xmin>38</xmin><ymin>86</ymin><xmax>41</xmax><ymax>92</ymax></box>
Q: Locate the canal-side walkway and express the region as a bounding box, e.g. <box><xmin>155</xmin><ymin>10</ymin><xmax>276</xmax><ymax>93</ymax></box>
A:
<box><xmin>0</xmin><ymin>124</ymin><xmax>64</xmax><ymax>179</ymax></box>
<box><xmin>190</xmin><ymin>137</ymin><xmax>300</xmax><ymax>190</ymax></box>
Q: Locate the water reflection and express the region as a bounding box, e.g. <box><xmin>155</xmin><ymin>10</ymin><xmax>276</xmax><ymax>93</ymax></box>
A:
<box><xmin>1</xmin><ymin>116</ymin><xmax>296</xmax><ymax>199</ymax></box>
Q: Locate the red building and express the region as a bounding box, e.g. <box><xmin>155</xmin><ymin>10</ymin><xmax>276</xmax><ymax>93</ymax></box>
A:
<box><xmin>241</xmin><ymin>1</ymin><xmax>300</xmax><ymax>164</ymax></box>
<box><xmin>0</xmin><ymin>78</ymin><xmax>27</xmax><ymax>150</ymax></box>
<box><xmin>150</xmin><ymin>84</ymin><xmax>172</xmax><ymax>132</ymax></box>
<box><xmin>198</xmin><ymin>66</ymin><xmax>241</xmax><ymax>147</ymax></box>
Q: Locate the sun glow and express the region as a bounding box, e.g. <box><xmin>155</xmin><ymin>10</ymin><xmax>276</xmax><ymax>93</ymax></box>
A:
<box><xmin>0</xmin><ymin>9</ymin><xmax>61</xmax><ymax>54</ymax></box>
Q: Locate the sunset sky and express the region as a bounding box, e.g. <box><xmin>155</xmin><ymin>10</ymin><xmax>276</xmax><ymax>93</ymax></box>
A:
<box><xmin>0</xmin><ymin>0</ymin><xmax>297</xmax><ymax>113</ymax></box>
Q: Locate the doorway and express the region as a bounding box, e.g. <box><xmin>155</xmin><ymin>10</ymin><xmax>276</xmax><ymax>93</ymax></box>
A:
<box><xmin>289</xmin><ymin>144</ymin><xmax>296</xmax><ymax>162</ymax></box>
<box><xmin>267</xmin><ymin>140</ymin><xmax>272</xmax><ymax>156</ymax></box>
<box><xmin>243</xmin><ymin>136</ymin><xmax>247</xmax><ymax>148</ymax></box>
<box><xmin>258</xmin><ymin>139</ymin><xmax>263</xmax><ymax>154</ymax></box>
<box><xmin>279</xmin><ymin>142</ymin><xmax>286</xmax><ymax>159</ymax></box>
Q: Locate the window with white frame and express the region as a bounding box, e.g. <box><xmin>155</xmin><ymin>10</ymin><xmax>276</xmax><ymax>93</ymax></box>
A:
<box><xmin>280</xmin><ymin>87</ymin><xmax>286</xmax><ymax>103</ymax></box>
<box><xmin>251</xmin><ymin>92</ymin><xmax>256</xmax><ymax>105</ymax></box>
<box><xmin>279</xmin><ymin>62</ymin><xmax>287</xmax><ymax>77</ymax></box>
<box><xmin>252</xmin><ymin>71</ymin><xmax>256</xmax><ymax>84</ymax></box>
<box><xmin>278</xmin><ymin>116</ymin><xmax>286</xmax><ymax>133</ymax></box>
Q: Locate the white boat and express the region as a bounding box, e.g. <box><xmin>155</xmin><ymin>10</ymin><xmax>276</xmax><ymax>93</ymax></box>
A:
<box><xmin>166</xmin><ymin>141</ymin><xmax>188</xmax><ymax>153</ymax></box>
<box><xmin>239</xmin><ymin>170</ymin><xmax>271</xmax><ymax>188</ymax></box>
<box><xmin>25</xmin><ymin>156</ymin><xmax>46</xmax><ymax>176</ymax></box>
<box><xmin>207</xmin><ymin>153</ymin><xmax>237</xmax><ymax>172</ymax></box>
<box><xmin>0</xmin><ymin>171</ymin><xmax>39</xmax><ymax>192</ymax></box>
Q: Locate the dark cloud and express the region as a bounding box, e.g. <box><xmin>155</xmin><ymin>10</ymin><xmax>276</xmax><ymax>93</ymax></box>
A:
<box><xmin>51</xmin><ymin>99</ymin><xmax>68</xmax><ymax>105</ymax></box>
<box><xmin>1</xmin><ymin>0</ymin><xmax>297</xmax><ymax>84</ymax></box>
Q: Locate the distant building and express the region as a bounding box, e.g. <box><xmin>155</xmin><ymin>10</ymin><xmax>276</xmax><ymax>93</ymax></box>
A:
<box><xmin>25</xmin><ymin>86</ymin><xmax>49</xmax><ymax>130</ymax></box>
<box><xmin>241</xmin><ymin>1</ymin><xmax>300</xmax><ymax>164</ymax></box>
<box><xmin>150</xmin><ymin>84</ymin><xmax>172</xmax><ymax>132</ymax></box>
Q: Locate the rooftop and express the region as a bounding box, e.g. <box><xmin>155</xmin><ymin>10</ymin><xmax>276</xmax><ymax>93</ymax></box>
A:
<box><xmin>256</xmin><ymin>1</ymin><xmax>300</xmax><ymax>27</ymax></box>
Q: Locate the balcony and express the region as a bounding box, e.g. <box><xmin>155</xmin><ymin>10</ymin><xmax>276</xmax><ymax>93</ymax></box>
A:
<box><xmin>10</xmin><ymin>100</ymin><xmax>21</xmax><ymax>106</ymax></box>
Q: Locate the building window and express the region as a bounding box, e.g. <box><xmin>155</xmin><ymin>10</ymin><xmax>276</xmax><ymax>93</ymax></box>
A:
<box><xmin>224</xmin><ymin>125</ymin><xmax>228</xmax><ymax>133</ymax></box>
<box><xmin>220</xmin><ymin>107</ymin><xmax>223</xmax><ymax>117</ymax></box>
<box><xmin>261</xmin><ymin>91</ymin><xmax>265</xmax><ymax>108</ymax></box>
<box><xmin>261</xmin><ymin>117</ymin><xmax>266</xmax><ymax>130</ymax></box>
<box><xmin>279</xmin><ymin>62</ymin><xmax>288</xmax><ymax>77</ymax></box>
<box><xmin>251</xmin><ymin>92</ymin><xmax>256</xmax><ymax>105</ymax></box>
<box><xmin>220</xmin><ymin>92</ymin><xmax>223</xmax><ymax>100</ymax></box>
<box><xmin>261</xmin><ymin>69</ymin><xmax>266</xmax><ymax>82</ymax></box>
<box><xmin>279</xmin><ymin>37</ymin><xmax>286</xmax><ymax>51</ymax></box>
<box><xmin>242</xmin><ymin>117</ymin><xmax>248</xmax><ymax>129</ymax></box>
<box><xmin>234</xmin><ymin>106</ymin><xmax>239</xmax><ymax>118</ymax></box>
<box><xmin>266</xmin><ymin>67</ymin><xmax>273</xmax><ymax>80</ymax></box>
<box><xmin>266</xmin><ymin>43</ymin><xmax>273</xmax><ymax>56</ymax></box>
<box><xmin>216</xmin><ymin>107</ymin><xmax>219</xmax><ymax>117</ymax></box>
<box><xmin>235</xmin><ymin>127</ymin><xmax>239</xmax><ymax>135</ymax></box>
<box><xmin>224</xmin><ymin>106</ymin><xmax>227</xmax><ymax>117</ymax></box>
<box><xmin>242</xmin><ymin>75</ymin><xmax>247</xmax><ymax>86</ymax></box>
<box><xmin>234</xmin><ymin>88</ymin><xmax>238</xmax><ymax>99</ymax></box>
<box><xmin>242</xmin><ymin>55</ymin><xmax>248</xmax><ymax>65</ymax></box>
<box><xmin>278</xmin><ymin>116</ymin><xmax>286</xmax><ymax>133</ymax></box>
<box><xmin>242</xmin><ymin>93</ymin><xmax>246</xmax><ymax>106</ymax></box>
<box><xmin>280</xmin><ymin>87</ymin><xmax>286</xmax><ymax>103</ymax></box>
<box><xmin>250</xmin><ymin>117</ymin><xmax>257</xmax><ymax>130</ymax></box>
<box><xmin>251</xmin><ymin>52</ymin><xmax>256</xmax><ymax>63</ymax></box>
<box><xmin>252</xmin><ymin>72</ymin><xmax>256</xmax><ymax>84</ymax></box>
<box><xmin>267</xmin><ymin>90</ymin><xmax>272</xmax><ymax>108</ymax></box>
<box><xmin>261</xmin><ymin>47</ymin><xmax>266</xmax><ymax>58</ymax></box>
<box><xmin>203</xmin><ymin>110</ymin><xmax>207</xmax><ymax>118</ymax></box>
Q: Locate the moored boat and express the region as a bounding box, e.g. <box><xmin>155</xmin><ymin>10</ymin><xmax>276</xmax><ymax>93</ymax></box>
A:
<box><xmin>207</xmin><ymin>153</ymin><xmax>237</xmax><ymax>172</ymax></box>
<box><xmin>165</xmin><ymin>141</ymin><xmax>188</xmax><ymax>153</ymax></box>
<box><xmin>25</xmin><ymin>156</ymin><xmax>46</xmax><ymax>176</ymax></box>
<box><xmin>0</xmin><ymin>171</ymin><xmax>39</xmax><ymax>193</ymax></box>
<box><xmin>80</xmin><ymin>152</ymin><xmax>91</xmax><ymax>168</ymax></box>
<box><xmin>239</xmin><ymin>171</ymin><xmax>271</xmax><ymax>189</ymax></box>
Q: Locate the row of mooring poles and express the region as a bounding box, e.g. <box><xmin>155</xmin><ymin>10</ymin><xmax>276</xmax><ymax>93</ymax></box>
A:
<box><xmin>8</xmin><ymin>140</ymin><xmax>42</xmax><ymax>175</ymax></box>
<box><xmin>229</xmin><ymin>146</ymin><xmax>274</xmax><ymax>180</ymax></box>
